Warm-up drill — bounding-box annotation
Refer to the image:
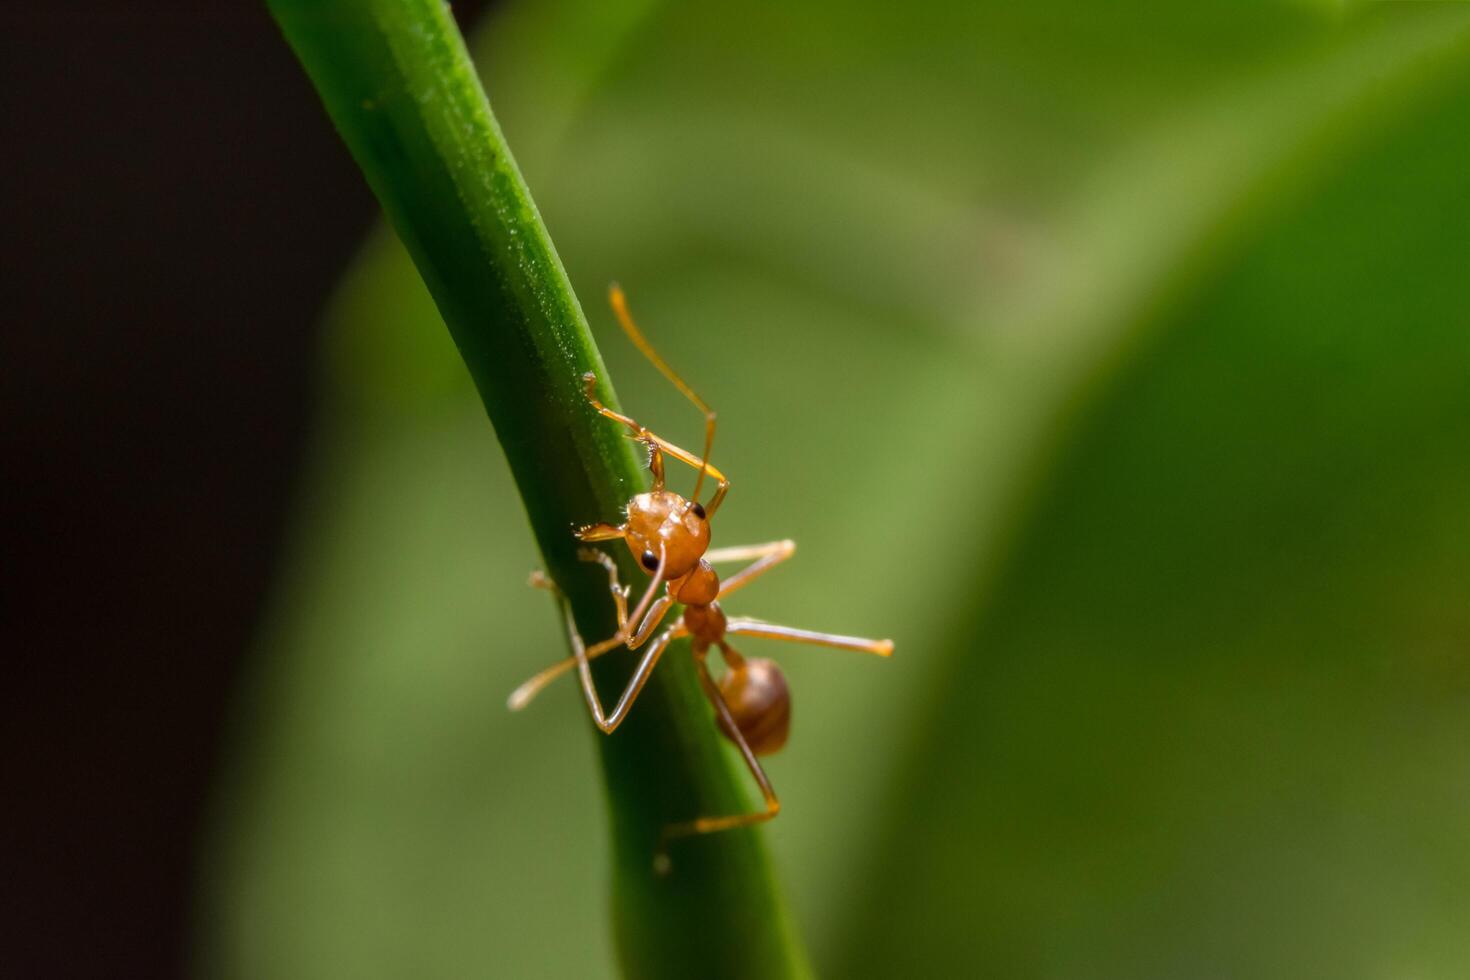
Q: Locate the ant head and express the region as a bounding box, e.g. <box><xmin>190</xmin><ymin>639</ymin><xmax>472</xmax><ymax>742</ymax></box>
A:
<box><xmin>715</xmin><ymin>657</ymin><xmax>789</xmax><ymax>756</ymax></box>
<box><xmin>624</xmin><ymin>490</ymin><xmax>709</xmax><ymax>580</ymax></box>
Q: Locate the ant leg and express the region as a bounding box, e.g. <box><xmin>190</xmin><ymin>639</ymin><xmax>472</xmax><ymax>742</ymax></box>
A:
<box><xmin>578</xmin><ymin>548</ymin><xmax>629</xmax><ymax>629</ymax></box>
<box><xmin>647</xmin><ymin>430</ymin><xmax>729</xmax><ymax>515</ymax></box>
<box><xmin>507</xmin><ymin>635</ymin><xmax>616</xmax><ymax>710</ymax></box>
<box><xmin>705</xmin><ymin>540</ymin><xmax>796</xmax><ymax>598</ymax></box>
<box><xmin>704</xmin><ymin>541</ymin><xmax>796</xmax><ymax>564</ymax></box>
<box><xmin>724</xmin><ymin>618</ymin><xmax>894</xmax><ymax>657</ymax></box>
<box><xmin>575</xmin><ymin>522</ymin><xmax>625</xmax><ymax>543</ymax></box>
<box><xmin>581</xmin><ymin>370</ymin><xmax>644</xmax><ymax>434</ymax></box>
<box><xmin>607</xmin><ymin>285</ymin><xmax>719</xmax><ymax>503</ymax></box>
<box><xmin>552</xmin><ymin>540</ymin><xmax>667</xmax><ymax>655</ymax></box>
<box><xmin>571</xmin><ymin>616</ymin><xmax>689</xmax><ymax>734</ymax></box>
<box><xmin>514</xmin><ymin>570</ymin><xmax>611</xmax><ymax>708</ymax></box>
<box><xmin>581</xmin><ymin>594</ymin><xmax>674</xmax><ymax>658</ymax></box>
<box><xmin>656</xmin><ymin>646</ymin><xmax>779</xmax><ymax>867</ymax></box>
<box><xmin>610</xmin><ymin>546</ymin><xmax>668</xmax><ymax>648</ymax></box>
<box><xmin>508</xmin><ymin>553</ymin><xmax>671</xmax><ymax>711</ymax></box>
<box><xmin>646</xmin><ymin>440</ymin><xmax>666</xmax><ymax>490</ymax></box>
<box><xmin>580</xmin><ymin>373</ymin><xmax>674</xmax><ymax>493</ymax></box>
<box><xmin>522</xmin><ymin>562</ymin><xmax>685</xmax><ymax>731</ymax></box>
<box><xmin>627</xmin><ymin>596</ymin><xmax>675</xmax><ymax>649</ymax></box>
<box><xmin>506</xmin><ymin>599</ymin><xmax>674</xmax><ymax>711</ymax></box>
<box><xmin>579</xmin><ymin>545</ymin><xmax>676</xmax><ymax>646</ymax></box>
<box><xmin>511</xmin><ymin>570</ymin><xmax>616</xmax><ymax>710</ymax></box>
<box><xmin>583</xmin><ymin>370</ymin><xmax>730</xmax><ymax>514</ymax></box>
<box><xmin>506</xmin><ymin>594</ymin><xmax>673</xmax><ymax>711</ymax></box>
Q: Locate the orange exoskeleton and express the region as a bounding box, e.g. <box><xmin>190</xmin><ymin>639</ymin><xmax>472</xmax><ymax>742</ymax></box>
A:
<box><xmin>511</xmin><ymin>284</ymin><xmax>893</xmax><ymax>866</ymax></box>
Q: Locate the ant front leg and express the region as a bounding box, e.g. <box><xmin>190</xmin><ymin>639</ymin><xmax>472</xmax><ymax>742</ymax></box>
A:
<box><xmin>604</xmin><ymin>286</ymin><xmax>726</xmax><ymax>508</ymax></box>
<box><xmin>508</xmin><ymin>551</ymin><xmax>671</xmax><ymax>711</ymax></box>
<box><xmin>580</xmin><ymin>373</ymin><xmax>662</xmax><ymax>486</ymax></box>
<box><xmin>583</xmin><ymin>371</ymin><xmax>729</xmax><ymax>512</ymax></box>
<box><xmin>578</xmin><ymin>548</ymin><xmax>673</xmax><ymax>652</ymax></box>
<box><xmin>574</xmin><ymin>519</ymin><xmax>675</xmax><ymax>631</ymax></box>
<box><xmin>507</xmin><ymin>606</ymin><xmax>673</xmax><ymax>713</ymax></box>
<box><xmin>576</xmin><ymin>548</ymin><xmax>629</xmax><ymax>630</ymax></box>
<box><xmin>521</xmin><ymin>569</ymin><xmax>686</xmax><ymax>733</ymax></box>
<box><xmin>571</xmin><ymin>619</ymin><xmax>688</xmax><ymax>735</ymax></box>
<box><xmin>575</xmin><ymin>522</ymin><xmax>625</xmax><ymax>543</ymax></box>
<box><xmin>573</xmin><ymin>521</ymin><xmax>673</xmax><ymax>636</ymax></box>
<box><xmin>649</xmin><ymin>432</ymin><xmax>729</xmax><ymax>514</ymax></box>
<box><xmin>613</xmin><ymin>547</ymin><xmax>672</xmax><ymax>650</ymax></box>
<box><xmin>510</xmin><ymin>570</ymin><xmax>616</xmax><ymax>711</ymax></box>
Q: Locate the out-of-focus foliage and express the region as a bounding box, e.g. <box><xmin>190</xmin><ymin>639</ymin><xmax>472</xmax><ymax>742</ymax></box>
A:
<box><xmin>204</xmin><ymin>2</ymin><xmax>1470</xmax><ymax>978</ymax></box>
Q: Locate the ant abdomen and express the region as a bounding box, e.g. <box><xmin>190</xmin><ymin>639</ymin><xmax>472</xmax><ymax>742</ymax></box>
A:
<box><xmin>717</xmin><ymin>657</ymin><xmax>790</xmax><ymax>756</ymax></box>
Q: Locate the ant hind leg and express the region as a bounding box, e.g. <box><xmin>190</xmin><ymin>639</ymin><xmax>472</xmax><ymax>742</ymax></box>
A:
<box><xmin>655</xmin><ymin>646</ymin><xmax>780</xmax><ymax>873</ymax></box>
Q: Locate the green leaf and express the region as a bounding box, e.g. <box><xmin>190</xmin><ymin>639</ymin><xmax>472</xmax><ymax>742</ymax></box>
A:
<box><xmin>836</xmin><ymin>16</ymin><xmax>1470</xmax><ymax>980</ymax></box>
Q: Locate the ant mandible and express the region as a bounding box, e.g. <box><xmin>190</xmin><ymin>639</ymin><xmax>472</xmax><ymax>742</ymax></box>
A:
<box><xmin>510</xmin><ymin>284</ymin><xmax>893</xmax><ymax>859</ymax></box>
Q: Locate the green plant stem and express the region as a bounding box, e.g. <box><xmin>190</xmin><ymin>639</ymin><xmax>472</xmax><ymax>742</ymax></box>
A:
<box><xmin>266</xmin><ymin>1</ymin><xmax>809</xmax><ymax>976</ymax></box>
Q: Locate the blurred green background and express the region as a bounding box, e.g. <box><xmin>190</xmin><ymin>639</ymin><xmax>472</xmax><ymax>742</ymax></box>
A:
<box><xmin>203</xmin><ymin>1</ymin><xmax>1470</xmax><ymax>976</ymax></box>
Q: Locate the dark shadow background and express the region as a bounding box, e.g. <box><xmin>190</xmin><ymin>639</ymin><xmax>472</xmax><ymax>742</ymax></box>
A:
<box><xmin>0</xmin><ymin>4</ymin><xmax>487</xmax><ymax>976</ymax></box>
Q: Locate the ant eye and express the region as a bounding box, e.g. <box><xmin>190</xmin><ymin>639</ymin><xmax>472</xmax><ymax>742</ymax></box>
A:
<box><xmin>690</xmin><ymin>502</ymin><xmax>706</xmax><ymax>520</ymax></box>
<box><xmin>640</xmin><ymin>550</ymin><xmax>659</xmax><ymax>571</ymax></box>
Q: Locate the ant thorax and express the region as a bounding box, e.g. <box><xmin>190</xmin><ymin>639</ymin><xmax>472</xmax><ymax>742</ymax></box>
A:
<box><xmin>670</xmin><ymin>559</ymin><xmax>719</xmax><ymax>606</ymax></box>
<box><xmin>624</xmin><ymin>490</ymin><xmax>709</xmax><ymax>578</ymax></box>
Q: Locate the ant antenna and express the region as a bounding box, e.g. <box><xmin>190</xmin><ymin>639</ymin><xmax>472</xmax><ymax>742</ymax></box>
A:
<box><xmin>608</xmin><ymin>283</ymin><xmax>717</xmax><ymax>503</ymax></box>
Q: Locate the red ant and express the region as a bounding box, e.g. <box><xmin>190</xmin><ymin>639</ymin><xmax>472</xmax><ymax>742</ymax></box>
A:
<box><xmin>510</xmin><ymin>285</ymin><xmax>893</xmax><ymax>859</ymax></box>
